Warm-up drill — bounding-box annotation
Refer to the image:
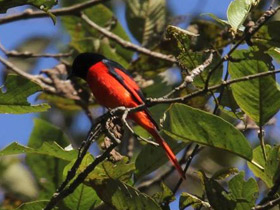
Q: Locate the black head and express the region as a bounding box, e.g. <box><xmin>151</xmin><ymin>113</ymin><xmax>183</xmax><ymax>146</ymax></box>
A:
<box><xmin>70</xmin><ymin>53</ymin><xmax>106</xmax><ymax>80</ymax></box>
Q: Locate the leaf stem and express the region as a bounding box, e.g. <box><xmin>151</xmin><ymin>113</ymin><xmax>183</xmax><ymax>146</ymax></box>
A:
<box><xmin>250</xmin><ymin>160</ymin><xmax>264</xmax><ymax>171</ymax></box>
<box><xmin>258</xmin><ymin>126</ymin><xmax>267</xmax><ymax>161</ymax></box>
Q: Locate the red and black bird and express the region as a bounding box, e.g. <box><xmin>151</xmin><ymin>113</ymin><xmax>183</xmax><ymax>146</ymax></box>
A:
<box><xmin>71</xmin><ymin>53</ymin><xmax>184</xmax><ymax>178</ymax></box>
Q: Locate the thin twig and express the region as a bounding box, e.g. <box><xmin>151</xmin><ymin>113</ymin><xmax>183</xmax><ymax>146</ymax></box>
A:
<box><xmin>258</xmin><ymin>126</ymin><xmax>267</xmax><ymax>161</ymax></box>
<box><xmin>172</xmin><ymin>144</ymin><xmax>200</xmax><ymax>194</ymax></box>
<box><xmin>44</xmin><ymin>110</ymin><xmax>126</xmax><ymax>210</ymax></box>
<box><xmin>253</xmin><ymin>196</ymin><xmax>280</xmax><ymax>210</ymax></box>
<box><xmin>137</xmin><ymin>144</ymin><xmax>193</xmax><ymax>192</ymax></box>
<box><xmin>147</xmin><ymin>69</ymin><xmax>280</xmax><ymax>105</ymax></box>
<box><xmin>56</xmin><ymin>124</ymin><xmax>102</xmax><ymax>193</ymax></box>
<box><xmin>0</xmin><ymin>0</ymin><xmax>107</xmax><ymax>25</ymax></box>
<box><xmin>163</xmin><ymin>53</ymin><xmax>213</xmax><ymax>98</ymax></box>
<box><xmin>80</xmin><ymin>13</ymin><xmax>176</xmax><ymax>63</ymax></box>
<box><xmin>204</xmin><ymin>6</ymin><xmax>280</xmax><ymax>91</ymax></box>
<box><xmin>0</xmin><ymin>55</ymin><xmax>56</xmax><ymax>92</ymax></box>
<box><xmin>212</xmin><ymin>52</ymin><xmax>230</xmax><ymax>115</ymax></box>
<box><xmin>258</xmin><ymin>175</ymin><xmax>280</xmax><ymax>205</ymax></box>
<box><xmin>0</xmin><ymin>43</ymin><xmax>73</xmax><ymax>58</ymax></box>
<box><xmin>121</xmin><ymin>108</ymin><xmax>159</xmax><ymax>146</ymax></box>
<box><xmin>43</xmin><ymin>141</ymin><xmax>118</xmax><ymax>210</ymax></box>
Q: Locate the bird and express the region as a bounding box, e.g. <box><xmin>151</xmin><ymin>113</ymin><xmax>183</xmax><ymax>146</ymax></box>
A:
<box><xmin>70</xmin><ymin>53</ymin><xmax>185</xmax><ymax>178</ymax></box>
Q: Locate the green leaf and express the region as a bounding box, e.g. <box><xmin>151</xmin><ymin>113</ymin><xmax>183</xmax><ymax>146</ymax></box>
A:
<box><xmin>188</xmin><ymin>20</ymin><xmax>229</xmax><ymax>50</ymax></box>
<box><xmin>16</xmin><ymin>201</ymin><xmax>57</xmax><ymax>210</ymax></box>
<box><xmin>229</xmin><ymin>49</ymin><xmax>280</xmax><ymax>126</ymax></box>
<box><xmin>166</xmin><ymin>25</ymin><xmax>223</xmax><ymax>86</ymax></box>
<box><xmin>0</xmin><ymin>75</ymin><xmax>50</xmax><ymax>114</ymax></box>
<box><xmin>0</xmin><ymin>0</ymin><xmax>57</xmax><ymax>13</ymax></box>
<box><xmin>153</xmin><ymin>182</ymin><xmax>175</xmax><ymax>204</ymax></box>
<box><xmin>62</xmin><ymin>3</ymin><xmax>132</xmax><ymax>67</ymax></box>
<box><xmin>163</xmin><ymin>103</ymin><xmax>252</xmax><ymax>160</ymax></box>
<box><xmin>179</xmin><ymin>192</ymin><xmax>211</xmax><ymax>209</ymax></box>
<box><xmin>63</xmin><ymin>158</ymin><xmax>101</xmax><ymax>210</ymax></box>
<box><xmin>0</xmin><ymin>142</ymin><xmax>77</xmax><ymax>161</ymax></box>
<box><xmin>166</xmin><ymin>25</ymin><xmax>197</xmax><ymax>52</ymax></box>
<box><xmin>227</xmin><ymin>0</ymin><xmax>253</xmax><ymax>32</ymax></box>
<box><xmin>125</xmin><ymin>0</ymin><xmax>166</xmax><ymax>47</ymax></box>
<box><xmin>252</xmin><ymin>22</ymin><xmax>280</xmax><ymax>48</ymax></box>
<box><xmin>89</xmin><ymin>178</ymin><xmax>161</xmax><ymax>210</ymax></box>
<box><xmin>179</xmin><ymin>52</ymin><xmax>223</xmax><ymax>87</ymax></box>
<box><xmin>64</xmin><ymin>184</ymin><xmax>100</xmax><ymax>210</ymax></box>
<box><xmin>266</xmin><ymin>47</ymin><xmax>280</xmax><ymax>64</ymax></box>
<box><xmin>228</xmin><ymin>171</ymin><xmax>258</xmax><ymax>210</ymax></box>
<box><xmin>247</xmin><ymin>145</ymin><xmax>272</xmax><ymax>187</ymax></box>
<box><xmin>26</xmin><ymin>118</ymin><xmax>70</xmax><ymax>199</ymax></box>
<box><xmin>135</xmin><ymin>133</ymin><xmax>186</xmax><ymax>180</ymax></box>
<box><xmin>38</xmin><ymin>93</ymin><xmax>81</xmax><ymax>110</ymax></box>
<box><xmin>101</xmin><ymin>157</ymin><xmax>135</xmax><ymax>182</ymax></box>
<box><xmin>265</xmin><ymin>146</ymin><xmax>280</xmax><ymax>185</ymax></box>
<box><xmin>72</xmin><ymin>154</ymin><xmax>135</xmax><ymax>183</ymax></box>
<box><xmin>200</xmin><ymin>171</ymin><xmax>235</xmax><ymax>210</ymax></box>
<box><xmin>212</xmin><ymin>167</ymin><xmax>239</xmax><ymax>180</ymax></box>
<box><xmin>248</xmin><ymin>145</ymin><xmax>280</xmax><ymax>188</ymax></box>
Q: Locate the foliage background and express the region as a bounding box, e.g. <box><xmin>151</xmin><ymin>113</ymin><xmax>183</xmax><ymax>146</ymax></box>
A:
<box><xmin>0</xmin><ymin>0</ymin><xmax>280</xmax><ymax>210</ymax></box>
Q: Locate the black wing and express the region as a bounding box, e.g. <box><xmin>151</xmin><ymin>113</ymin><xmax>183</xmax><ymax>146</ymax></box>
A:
<box><xmin>102</xmin><ymin>59</ymin><xmax>160</xmax><ymax>130</ymax></box>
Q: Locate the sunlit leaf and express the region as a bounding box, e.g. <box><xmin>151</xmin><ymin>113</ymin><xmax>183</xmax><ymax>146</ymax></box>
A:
<box><xmin>180</xmin><ymin>192</ymin><xmax>211</xmax><ymax>209</ymax></box>
<box><xmin>228</xmin><ymin>171</ymin><xmax>258</xmax><ymax>210</ymax></box>
<box><xmin>0</xmin><ymin>142</ymin><xmax>76</xmax><ymax>161</ymax></box>
<box><xmin>248</xmin><ymin>145</ymin><xmax>280</xmax><ymax>188</ymax></box>
<box><xmin>0</xmin><ymin>75</ymin><xmax>50</xmax><ymax>114</ymax></box>
<box><xmin>227</xmin><ymin>0</ymin><xmax>253</xmax><ymax>32</ymax></box>
<box><xmin>247</xmin><ymin>145</ymin><xmax>272</xmax><ymax>187</ymax></box>
<box><xmin>212</xmin><ymin>167</ymin><xmax>239</xmax><ymax>180</ymax></box>
<box><xmin>229</xmin><ymin>49</ymin><xmax>280</xmax><ymax>126</ymax></box>
<box><xmin>0</xmin><ymin>0</ymin><xmax>57</xmax><ymax>13</ymax></box>
<box><xmin>163</xmin><ymin>103</ymin><xmax>252</xmax><ymax>160</ymax></box>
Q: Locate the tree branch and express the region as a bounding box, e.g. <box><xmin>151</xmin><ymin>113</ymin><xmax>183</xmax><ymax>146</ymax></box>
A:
<box><xmin>163</xmin><ymin>53</ymin><xmax>213</xmax><ymax>98</ymax></box>
<box><xmin>0</xmin><ymin>42</ymin><xmax>73</xmax><ymax>58</ymax></box>
<box><xmin>80</xmin><ymin>13</ymin><xmax>177</xmax><ymax>63</ymax></box>
<box><xmin>43</xmin><ymin>141</ymin><xmax>118</xmax><ymax>210</ymax></box>
<box><xmin>253</xmin><ymin>196</ymin><xmax>280</xmax><ymax>210</ymax></box>
<box><xmin>204</xmin><ymin>5</ymin><xmax>280</xmax><ymax>90</ymax></box>
<box><xmin>0</xmin><ymin>0</ymin><xmax>107</xmax><ymax>25</ymax></box>
<box><xmin>147</xmin><ymin>69</ymin><xmax>280</xmax><ymax>105</ymax></box>
<box><xmin>0</xmin><ymin>55</ymin><xmax>55</xmax><ymax>92</ymax></box>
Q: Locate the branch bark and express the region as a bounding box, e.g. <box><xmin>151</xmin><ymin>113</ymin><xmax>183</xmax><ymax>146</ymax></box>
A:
<box><xmin>0</xmin><ymin>0</ymin><xmax>106</xmax><ymax>24</ymax></box>
<box><xmin>80</xmin><ymin>13</ymin><xmax>177</xmax><ymax>63</ymax></box>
